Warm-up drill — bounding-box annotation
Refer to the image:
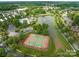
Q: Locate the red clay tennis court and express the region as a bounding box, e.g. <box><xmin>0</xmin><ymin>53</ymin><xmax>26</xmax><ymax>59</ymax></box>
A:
<box><xmin>22</xmin><ymin>33</ymin><xmax>49</xmax><ymax>50</ymax></box>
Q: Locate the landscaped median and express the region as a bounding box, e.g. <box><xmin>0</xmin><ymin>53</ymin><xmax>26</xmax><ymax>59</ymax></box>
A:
<box><xmin>54</xmin><ymin>15</ymin><xmax>77</xmax><ymax>56</ymax></box>
<box><xmin>55</xmin><ymin>19</ymin><xmax>73</xmax><ymax>50</ymax></box>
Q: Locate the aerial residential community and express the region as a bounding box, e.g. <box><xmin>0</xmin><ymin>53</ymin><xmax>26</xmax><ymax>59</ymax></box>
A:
<box><xmin>0</xmin><ymin>1</ymin><xmax>79</xmax><ymax>57</ymax></box>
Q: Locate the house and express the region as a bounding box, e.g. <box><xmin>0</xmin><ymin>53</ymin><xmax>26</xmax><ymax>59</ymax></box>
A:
<box><xmin>0</xmin><ymin>19</ymin><xmax>4</xmax><ymax>22</ymax></box>
<box><xmin>19</xmin><ymin>18</ymin><xmax>30</xmax><ymax>24</ymax></box>
<box><xmin>23</xmin><ymin>27</ymin><xmax>33</xmax><ymax>32</ymax></box>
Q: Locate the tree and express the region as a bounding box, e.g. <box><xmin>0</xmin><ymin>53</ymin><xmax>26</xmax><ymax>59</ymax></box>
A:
<box><xmin>22</xmin><ymin>20</ymin><xmax>28</xmax><ymax>28</ymax></box>
<box><xmin>19</xmin><ymin>32</ymin><xmax>26</xmax><ymax>40</ymax></box>
<box><xmin>0</xmin><ymin>48</ymin><xmax>6</xmax><ymax>57</ymax></box>
<box><xmin>33</xmin><ymin>23</ymin><xmax>49</xmax><ymax>35</ymax></box>
<box><xmin>73</xmin><ymin>15</ymin><xmax>79</xmax><ymax>26</ymax></box>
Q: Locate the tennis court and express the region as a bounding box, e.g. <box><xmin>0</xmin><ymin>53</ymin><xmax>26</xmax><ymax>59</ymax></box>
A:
<box><xmin>23</xmin><ymin>34</ymin><xmax>49</xmax><ymax>50</ymax></box>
